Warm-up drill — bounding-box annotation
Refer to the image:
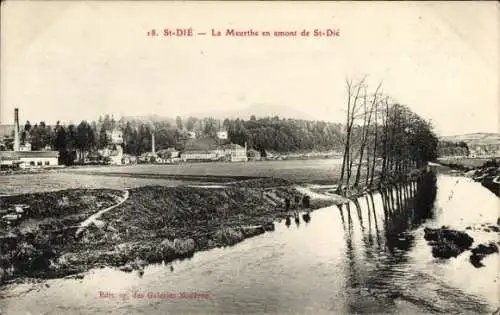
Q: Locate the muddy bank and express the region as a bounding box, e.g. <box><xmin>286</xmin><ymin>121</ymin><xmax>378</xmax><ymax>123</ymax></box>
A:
<box><xmin>0</xmin><ymin>189</ymin><xmax>125</xmax><ymax>283</ymax></box>
<box><xmin>473</xmin><ymin>166</ymin><xmax>500</xmax><ymax>197</ymax></box>
<box><xmin>0</xmin><ymin>178</ymin><xmax>341</xmax><ymax>285</ymax></box>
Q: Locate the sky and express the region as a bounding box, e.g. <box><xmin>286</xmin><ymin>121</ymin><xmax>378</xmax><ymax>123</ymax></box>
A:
<box><xmin>1</xmin><ymin>1</ymin><xmax>498</xmax><ymax>136</ymax></box>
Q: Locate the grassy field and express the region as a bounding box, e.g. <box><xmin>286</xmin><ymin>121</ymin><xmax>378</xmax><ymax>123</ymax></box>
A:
<box><xmin>0</xmin><ymin>172</ymin><xmax>192</xmax><ymax>195</ymax></box>
<box><xmin>63</xmin><ymin>159</ymin><xmax>344</xmax><ymax>183</ymax></box>
<box><xmin>1</xmin><ymin>159</ymin><xmax>364</xmax><ymax>195</ymax></box>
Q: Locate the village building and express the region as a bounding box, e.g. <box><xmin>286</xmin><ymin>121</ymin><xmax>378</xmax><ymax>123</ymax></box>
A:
<box><xmin>180</xmin><ymin>136</ymin><xmax>248</xmax><ymax>162</ymax></box>
<box><xmin>0</xmin><ymin>151</ymin><xmax>59</xmax><ymax>168</ymax></box>
<box><xmin>247</xmin><ymin>148</ymin><xmax>261</xmax><ymax>161</ymax></box>
<box><xmin>0</xmin><ymin>108</ymin><xmax>59</xmax><ymax>169</ymax></box>
<box><xmin>138</xmin><ymin>151</ymin><xmax>157</xmax><ymax>163</ymax></box>
<box><xmin>99</xmin><ymin>129</ymin><xmax>125</xmax><ymax>165</ymax></box>
<box><xmin>121</xmin><ymin>154</ymin><xmax>137</xmax><ymax>165</ymax></box>
<box><xmin>181</xmin><ymin>150</ymin><xmax>220</xmax><ymax>162</ymax></box>
<box><xmin>216</xmin><ymin>130</ymin><xmax>228</xmax><ymax>140</ymax></box>
<box><xmin>221</xmin><ymin>143</ymin><xmax>248</xmax><ymax>162</ymax></box>
<box><xmin>156</xmin><ymin>148</ymin><xmax>180</xmax><ymax>163</ymax></box>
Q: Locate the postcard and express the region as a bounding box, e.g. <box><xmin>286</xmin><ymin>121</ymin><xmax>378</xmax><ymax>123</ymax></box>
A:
<box><xmin>0</xmin><ymin>1</ymin><xmax>499</xmax><ymax>314</ymax></box>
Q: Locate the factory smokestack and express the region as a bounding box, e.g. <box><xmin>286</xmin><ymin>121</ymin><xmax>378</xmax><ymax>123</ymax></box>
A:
<box><xmin>13</xmin><ymin>108</ymin><xmax>20</xmax><ymax>151</ymax></box>
<box><xmin>152</xmin><ymin>132</ymin><xmax>155</xmax><ymax>155</ymax></box>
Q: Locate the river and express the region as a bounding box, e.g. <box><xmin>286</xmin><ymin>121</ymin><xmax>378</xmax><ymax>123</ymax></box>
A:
<box><xmin>1</xmin><ymin>173</ymin><xmax>499</xmax><ymax>314</ymax></box>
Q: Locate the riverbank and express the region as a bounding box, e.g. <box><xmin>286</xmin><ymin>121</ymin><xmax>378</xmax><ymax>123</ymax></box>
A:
<box><xmin>0</xmin><ymin>177</ymin><xmax>346</xmax><ymax>285</ymax></box>
<box><xmin>436</xmin><ymin>158</ymin><xmax>500</xmax><ymax>197</ymax></box>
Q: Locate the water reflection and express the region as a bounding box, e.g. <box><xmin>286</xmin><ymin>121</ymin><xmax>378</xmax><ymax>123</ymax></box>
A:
<box><xmin>337</xmin><ymin>172</ymin><xmax>440</xmax><ymax>313</ymax></box>
<box><xmin>302</xmin><ymin>213</ymin><xmax>311</xmax><ymax>224</ymax></box>
<box><xmin>294</xmin><ymin>213</ymin><xmax>300</xmax><ymax>227</ymax></box>
<box><xmin>283</xmin><ymin>211</ymin><xmax>312</xmax><ymax>227</ymax></box>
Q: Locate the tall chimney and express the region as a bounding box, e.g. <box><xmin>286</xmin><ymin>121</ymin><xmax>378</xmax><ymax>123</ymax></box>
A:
<box><xmin>152</xmin><ymin>132</ymin><xmax>155</xmax><ymax>155</ymax></box>
<box><xmin>13</xmin><ymin>108</ymin><xmax>20</xmax><ymax>151</ymax></box>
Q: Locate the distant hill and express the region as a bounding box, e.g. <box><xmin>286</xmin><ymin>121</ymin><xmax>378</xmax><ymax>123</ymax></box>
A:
<box><xmin>440</xmin><ymin>133</ymin><xmax>500</xmax><ymax>146</ymax></box>
<box><xmin>186</xmin><ymin>103</ymin><xmax>316</xmax><ymax>121</ymax></box>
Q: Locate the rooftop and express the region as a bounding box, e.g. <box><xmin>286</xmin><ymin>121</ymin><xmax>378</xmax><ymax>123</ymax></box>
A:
<box><xmin>221</xmin><ymin>143</ymin><xmax>244</xmax><ymax>150</ymax></box>
<box><xmin>0</xmin><ymin>150</ymin><xmax>59</xmax><ymax>160</ymax></box>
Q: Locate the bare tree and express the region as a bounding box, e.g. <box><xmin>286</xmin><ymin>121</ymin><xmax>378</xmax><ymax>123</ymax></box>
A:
<box><xmin>368</xmin><ymin>96</ymin><xmax>380</xmax><ymax>187</ymax></box>
<box><xmin>354</xmin><ymin>82</ymin><xmax>382</xmax><ymax>188</ymax></box>
<box><xmin>338</xmin><ymin>77</ymin><xmax>438</xmax><ymax>194</ymax></box>
<box><xmin>338</xmin><ymin>76</ymin><xmax>366</xmax><ymax>193</ymax></box>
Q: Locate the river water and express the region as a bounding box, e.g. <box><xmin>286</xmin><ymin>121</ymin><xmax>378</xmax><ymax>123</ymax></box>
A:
<box><xmin>1</xmin><ymin>173</ymin><xmax>499</xmax><ymax>314</ymax></box>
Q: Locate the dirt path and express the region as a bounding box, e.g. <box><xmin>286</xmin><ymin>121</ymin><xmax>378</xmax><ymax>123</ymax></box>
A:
<box><xmin>75</xmin><ymin>190</ymin><xmax>129</xmax><ymax>237</ymax></box>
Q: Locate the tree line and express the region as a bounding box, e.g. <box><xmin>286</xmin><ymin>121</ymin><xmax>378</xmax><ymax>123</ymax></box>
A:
<box><xmin>224</xmin><ymin>117</ymin><xmax>343</xmax><ymax>155</ymax></box>
<box><xmin>337</xmin><ymin>77</ymin><xmax>439</xmax><ymax>193</ymax></box>
<box><xmin>11</xmin><ymin>114</ymin><xmax>347</xmax><ymax>164</ymax></box>
<box><xmin>437</xmin><ymin>141</ymin><xmax>469</xmax><ymax>157</ymax></box>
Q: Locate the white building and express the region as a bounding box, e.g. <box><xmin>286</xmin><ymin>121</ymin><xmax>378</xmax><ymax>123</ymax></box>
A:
<box><xmin>216</xmin><ymin>131</ymin><xmax>228</xmax><ymax>140</ymax></box>
<box><xmin>0</xmin><ymin>151</ymin><xmax>59</xmax><ymax>168</ymax></box>
<box><xmin>180</xmin><ymin>142</ymin><xmax>248</xmax><ymax>162</ymax></box>
<box><xmin>221</xmin><ymin>143</ymin><xmax>247</xmax><ymax>162</ymax></box>
<box><xmin>181</xmin><ymin>150</ymin><xmax>220</xmax><ymax>161</ymax></box>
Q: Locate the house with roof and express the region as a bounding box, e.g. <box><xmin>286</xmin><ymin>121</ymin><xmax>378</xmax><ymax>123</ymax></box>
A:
<box><xmin>155</xmin><ymin>148</ymin><xmax>180</xmax><ymax>163</ymax></box>
<box><xmin>0</xmin><ymin>150</ymin><xmax>59</xmax><ymax>169</ymax></box>
<box><xmin>180</xmin><ymin>136</ymin><xmax>247</xmax><ymax>162</ymax></box>
<box><xmin>220</xmin><ymin>143</ymin><xmax>248</xmax><ymax>162</ymax></box>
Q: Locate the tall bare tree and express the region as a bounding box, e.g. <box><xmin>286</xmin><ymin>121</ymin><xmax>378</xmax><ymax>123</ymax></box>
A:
<box><xmin>338</xmin><ymin>76</ymin><xmax>366</xmax><ymax>193</ymax></box>
<box><xmin>354</xmin><ymin>82</ymin><xmax>382</xmax><ymax>187</ymax></box>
